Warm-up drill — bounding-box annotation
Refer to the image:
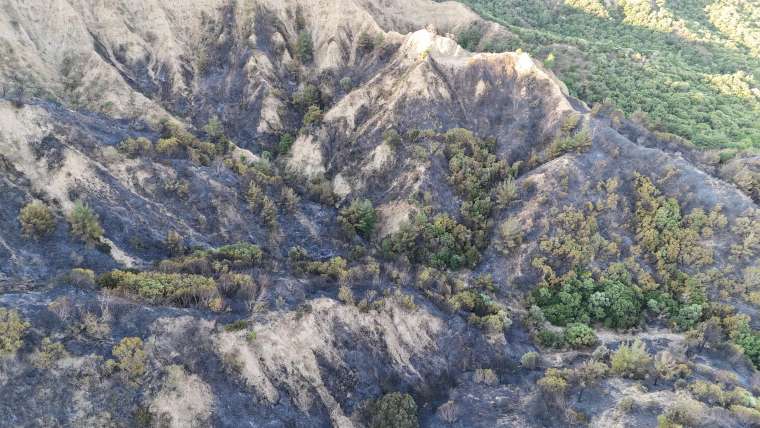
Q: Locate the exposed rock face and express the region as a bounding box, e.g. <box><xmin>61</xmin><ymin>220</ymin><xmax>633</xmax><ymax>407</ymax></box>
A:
<box><xmin>0</xmin><ymin>0</ymin><xmax>759</xmax><ymax>427</ymax></box>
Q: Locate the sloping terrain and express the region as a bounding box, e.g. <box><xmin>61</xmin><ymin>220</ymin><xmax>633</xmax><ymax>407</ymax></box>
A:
<box><xmin>0</xmin><ymin>0</ymin><xmax>759</xmax><ymax>427</ymax></box>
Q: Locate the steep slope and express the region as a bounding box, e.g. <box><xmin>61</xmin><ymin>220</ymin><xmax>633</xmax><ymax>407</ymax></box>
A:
<box><xmin>0</xmin><ymin>1</ymin><xmax>759</xmax><ymax>427</ymax></box>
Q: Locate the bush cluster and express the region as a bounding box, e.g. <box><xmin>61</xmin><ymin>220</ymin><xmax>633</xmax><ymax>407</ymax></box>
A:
<box><xmin>449</xmin><ymin>290</ymin><xmax>511</xmax><ymax>333</ymax></box>
<box><xmin>97</xmin><ymin>270</ymin><xmax>220</xmax><ymax>309</ymax></box>
<box><xmin>382</xmin><ymin>212</ymin><xmax>479</xmax><ymax>270</ymax></box>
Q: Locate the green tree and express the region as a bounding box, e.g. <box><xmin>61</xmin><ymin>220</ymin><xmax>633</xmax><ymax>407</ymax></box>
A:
<box><xmin>370</xmin><ymin>392</ymin><xmax>419</xmax><ymax>428</ymax></box>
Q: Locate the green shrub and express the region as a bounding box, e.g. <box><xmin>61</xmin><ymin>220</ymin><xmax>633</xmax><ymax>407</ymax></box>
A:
<box><xmin>537</xmin><ymin>368</ymin><xmax>568</xmax><ymax>404</ymax></box>
<box><xmin>450</xmin><ymin>290</ymin><xmax>510</xmax><ymax>333</ymax></box>
<box><xmin>97</xmin><ymin>270</ymin><xmax>219</xmax><ymax>308</ymax></box>
<box><xmin>214</xmin><ymin>242</ymin><xmax>263</xmax><ymax>266</ymax></box>
<box><xmin>32</xmin><ymin>337</ymin><xmax>69</xmax><ymax>368</ymax></box>
<box><xmin>18</xmin><ymin>201</ymin><xmax>55</xmax><ymax>239</ymax></box>
<box><xmin>0</xmin><ymin>308</ymin><xmax>30</xmax><ymax>356</ymax></box>
<box><xmin>302</xmin><ymin>105</ymin><xmax>323</xmax><ymax>127</ymax></box>
<box><xmin>357</xmin><ymin>32</ymin><xmax>376</xmax><ymax>51</ymax></box>
<box><xmin>611</xmin><ymin>339</ymin><xmax>652</xmax><ymax>379</ymax></box>
<box><xmin>277</xmin><ymin>133</ymin><xmax>295</xmax><ymax>155</ymax></box>
<box><xmin>521</xmin><ymin>351</ymin><xmax>540</xmax><ymax>369</ymax></box>
<box><xmin>382</xmin><ymin>212</ymin><xmax>479</xmax><ymax>270</ymax></box>
<box><xmin>280</xmin><ymin>187</ymin><xmax>300</xmax><ymax>212</ymax></box>
<box><xmin>261</xmin><ymin>197</ymin><xmax>278</xmax><ymax>229</ymax></box>
<box><xmin>458</xmin><ymin>24</ymin><xmax>483</xmax><ymax>51</ymax></box>
<box><xmin>536</xmin><ymin>329</ymin><xmax>565</xmax><ymax>348</ymax></box>
<box><xmin>296</xmin><ymin>31</ymin><xmax>314</xmax><ymax>63</ymax></box>
<box><xmin>564</xmin><ymin>323</ymin><xmax>597</xmax><ymax>348</ymax></box>
<box><xmin>68</xmin><ymin>268</ymin><xmax>95</xmax><ymax>287</ymax></box>
<box><xmin>292</xmin><ymin>84</ymin><xmax>321</xmax><ymax>109</ymax></box>
<box><xmin>494</xmin><ymin>178</ymin><xmax>518</xmax><ymax>207</ymax></box>
<box><xmin>224</xmin><ymin>320</ymin><xmax>248</xmax><ymax>332</ymax></box>
<box><xmin>369</xmin><ymin>392</ymin><xmax>419</xmax><ymax>428</ymax></box>
<box><xmin>155</xmin><ymin>137</ymin><xmax>180</xmax><ymax>156</ymax></box>
<box><xmin>118</xmin><ymin>137</ymin><xmax>151</xmax><ymax>157</ymax></box>
<box><xmin>338</xmin><ymin>199</ymin><xmax>377</xmax><ymax>239</ymax></box>
<box><xmin>303</xmin><ymin>257</ymin><xmax>348</xmax><ymax>280</ymax></box>
<box><xmin>67</xmin><ymin>201</ymin><xmax>104</xmax><ymax>245</ymax></box>
<box><xmin>112</xmin><ymin>337</ymin><xmax>147</xmax><ymax>383</ymax></box>
<box><xmin>497</xmin><ymin>217</ymin><xmax>523</xmax><ymax>252</ymax></box>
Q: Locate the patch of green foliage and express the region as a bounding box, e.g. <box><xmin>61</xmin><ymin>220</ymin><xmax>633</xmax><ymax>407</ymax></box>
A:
<box><xmin>158</xmin><ymin>242</ymin><xmax>263</xmax><ymax>274</ymax></box>
<box><xmin>457</xmin><ymin>0</ymin><xmax>760</xmax><ymax>149</ymax></box>
<box><xmin>564</xmin><ymin>322</ymin><xmax>597</xmax><ymax>348</ymax></box>
<box><xmin>67</xmin><ymin>201</ymin><xmax>104</xmax><ymax>246</ymax></box>
<box><xmin>18</xmin><ymin>201</ymin><xmax>55</xmax><ymax>239</ymax></box>
<box><xmin>532</xmin><ymin>267</ymin><xmax>644</xmax><ymax>329</ymax></box>
<box><xmin>112</xmin><ymin>337</ymin><xmax>147</xmax><ymax>384</ymax></box>
<box><xmin>449</xmin><ymin>290</ymin><xmax>511</xmax><ymax>333</ymax></box>
<box><xmin>444</xmin><ymin>128</ymin><xmax>508</xmax><ymax>244</ymax></box>
<box><xmin>97</xmin><ymin>270</ymin><xmax>219</xmax><ymax>309</ymax></box>
<box><xmin>383</xmin><ymin>128</ymin><xmax>513</xmax><ymax>270</ymax></box>
<box><xmin>296</xmin><ymin>31</ymin><xmax>314</xmax><ymax>63</ymax></box>
<box><xmin>369</xmin><ymin>392</ymin><xmax>419</xmax><ymax>428</ymax></box>
<box><xmin>725</xmin><ymin>314</ymin><xmax>760</xmax><ymax>369</ymax></box>
<box><xmin>0</xmin><ymin>308</ymin><xmax>30</xmax><ymax>356</ymax></box>
<box><xmin>338</xmin><ymin>199</ymin><xmax>377</xmax><ymax>239</ymax></box>
<box><xmin>152</xmin><ymin>118</ymin><xmax>232</xmax><ymax>165</ymax></box>
<box><xmin>382</xmin><ymin>211</ymin><xmax>480</xmax><ymax>270</ymax></box>
<box><xmin>118</xmin><ymin>137</ymin><xmax>152</xmax><ymax>157</ymax></box>
<box><xmin>611</xmin><ymin>339</ymin><xmax>652</xmax><ymax>379</ymax></box>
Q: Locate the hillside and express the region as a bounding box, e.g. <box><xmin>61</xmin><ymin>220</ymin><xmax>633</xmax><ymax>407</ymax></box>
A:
<box><xmin>0</xmin><ymin>0</ymin><xmax>759</xmax><ymax>427</ymax></box>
